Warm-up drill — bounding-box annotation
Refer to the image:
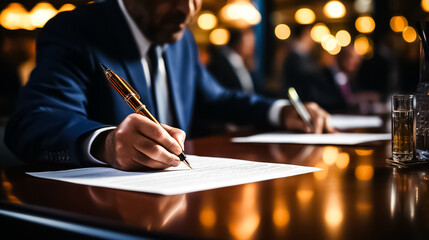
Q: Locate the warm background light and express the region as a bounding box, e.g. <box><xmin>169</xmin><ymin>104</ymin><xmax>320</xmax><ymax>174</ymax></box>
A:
<box><xmin>313</xmin><ymin>162</ymin><xmax>328</xmax><ymax>180</ymax></box>
<box><xmin>198</xmin><ymin>11</ymin><xmax>217</xmax><ymax>30</ymax></box>
<box><xmin>422</xmin><ymin>0</ymin><xmax>429</xmax><ymax>12</ymax></box>
<box><xmin>321</xmin><ymin>34</ymin><xmax>339</xmax><ymax>52</ymax></box>
<box><xmin>0</xmin><ymin>3</ymin><xmax>29</xmax><ymax>30</ymax></box>
<box><xmin>323</xmin><ymin>1</ymin><xmax>346</xmax><ymax>19</ymax></box>
<box><xmin>275</xmin><ymin>24</ymin><xmax>291</xmax><ymax>40</ymax></box>
<box><xmin>209</xmin><ymin>28</ymin><xmax>230</xmax><ymax>45</ymax></box>
<box><xmin>354</xmin><ymin>35</ymin><xmax>371</xmax><ymax>55</ymax></box>
<box><xmin>29</xmin><ymin>2</ymin><xmax>57</xmax><ymax>28</ymax></box>
<box><xmin>355</xmin><ymin>16</ymin><xmax>375</xmax><ymax>33</ymax></box>
<box><xmin>273</xmin><ymin>199</ymin><xmax>290</xmax><ymax>228</ymax></box>
<box><xmin>220</xmin><ymin>0</ymin><xmax>261</xmax><ymax>28</ymax></box>
<box><xmin>355</xmin><ymin>165</ymin><xmax>374</xmax><ymax>181</ymax></box>
<box><xmin>200</xmin><ymin>207</ymin><xmax>217</xmax><ymax>227</ymax></box>
<box><xmin>402</xmin><ymin>26</ymin><xmax>417</xmax><ymax>43</ymax></box>
<box><xmin>335</xmin><ymin>152</ymin><xmax>350</xmax><ymax>169</ymax></box>
<box><xmin>355</xmin><ymin>149</ymin><xmax>373</xmax><ymax>156</ymax></box>
<box><xmin>311</xmin><ymin>23</ymin><xmax>330</xmax><ymax>42</ymax></box>
<box><xmin>294</xmin><ymin>8</ymin><xmax>316</xmax><ymax>25</ymax></box>
<box><xmin>322</xmin><ymin>146</ymin><xmax>339</xmax><ymax>165</ymax></box>
<box><xmin>335</xmin><ymin>30</ymin><xmax>351</xmax><ymax>47</ymax></box>
<box><xmin>390</xmin><ymin>16</ymin><xmax>408</xmax><ymax>32</ymax></box>
<box><xmin>58</xmin><ymin>4</ymin><xmax>76</xmax><ymax>13</ymax></box>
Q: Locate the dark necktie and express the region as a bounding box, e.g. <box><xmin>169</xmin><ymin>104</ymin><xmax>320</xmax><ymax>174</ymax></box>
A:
<box><xmin>147</xmin><ymin>45</ymin><xmax>159</xmax><ymax>119</ymax></box>
<box><xmin>147</xmin><ymin>45</ymin><xmax>171</xmax><ymax>124</ymax></box>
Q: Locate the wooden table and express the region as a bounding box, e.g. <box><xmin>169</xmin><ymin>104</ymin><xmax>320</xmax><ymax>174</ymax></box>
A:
<box><xmin>1</xmin><ymin>130</ymin><xmax>428</xmax><ymax>239</ymax></box>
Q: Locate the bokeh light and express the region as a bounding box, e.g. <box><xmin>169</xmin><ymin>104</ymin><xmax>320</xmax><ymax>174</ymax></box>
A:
<box><xmin>275</xmin><ymin>24</ymin><xmax>291</xmax><ymax>40</ymax></box>
<box><xmin>422</xmin><ymin>0</ymin><xmax>429</xmax><ymax>12</ymax></box>
<box><xmin>335</xmin><ymin>152</ymin><xmax>350</xmax><ymax>169</ymax></box>
<box><xmin>335</xmin><ymin>30</ymin><xmax>351</xmax><ymax>47</ymax></box>
<box><xmin>355</xmin><ymin>165</ymin><xmax>374</xmax><ymax>181</ymax></box>
<box><xmin>198</xmin><ymin>11</ymin><xmax>217</xmax><ymax>30</ymax></box>
<box><xmin>322</xmin><ymin>146</ymin><xmax>339</xmax><ymax>165</ymax></box>
<box><xmin>295</xmin><ymin>8</ymin><xmax>316</xmax><ymax>25</ymax></box>
<box><xmin>354</xmin><ymin>34</ymin><xmax>371</xmax><ymax>55</ymax></box>
<box><xmin>200</xmin><ymin>207</ymin><xmax>217</xmax><ymax>227</ymax></box>
<box><xmin>220</xmin><ymin>0</ymin><xmax>261</xmax><ymax>28</ymax></box>
<box><xmin>209</xmin><ymin>28</ymin><xmax>230</xmax><ymax>45</ymax></box>
<box><xmin>355</xmin><ymin>16</ymin><xmax>375</xmax><ymax>33</ymax></box>
<box><xmin>58</xmin><ymin>4</ymin><xmax>76</xmax><ymax>13</ymax></box>
<box><xmin>311</xmin><ymin>23</ymin><xmax>330</xmax><ymax>42</ymax></box>
<box><xmin>324</xmin><ymin>1</ymin><xmax>346</xmax><ymax>19</ymax></box>
<box><xmin>0</xmin><ymin>3</ymin><xmax>30</xmax><ymax>30</ymax></box>
<box><xmin>402</xmin><ymin>26</ymin><xmax>417</xmax><ymax>43</ymax></box>
<box><xmin>29</xmin><ymin>2</ymin><xmax>57</xmax><ymax>29</ymax></box>
<box><xmin>390</xmin><ymin>16</ymin><xmax>408</xmax><ymax>32</ymax></box>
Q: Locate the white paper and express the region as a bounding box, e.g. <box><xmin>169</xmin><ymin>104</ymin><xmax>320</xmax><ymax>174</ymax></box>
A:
<box><xmin>330</xmin><ymin>114</ymin><xmax>383</xmax><ymax>130</ymax></box>
<box><xmin>232</xmin><ymin>132</ymin><xmax>391</xmax><ymax>145</ymax></box>
<box><xmin>26</xmin><ymin>155</ymin><xmax>320</xmax><ymax>195</ymax></box>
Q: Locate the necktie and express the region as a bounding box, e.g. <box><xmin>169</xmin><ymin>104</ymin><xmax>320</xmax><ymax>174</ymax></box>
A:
<box><xmin>335</xmin><ymin>72</ymin><xmax>353</xmax><ymax>104</ymax></box>
<box><xmin>147</xmin><ymin>45</ymin><xmax>171</xmax><ymax>124</ymax></box>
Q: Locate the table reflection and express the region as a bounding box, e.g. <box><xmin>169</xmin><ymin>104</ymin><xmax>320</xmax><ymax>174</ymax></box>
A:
<box><xmin>389</xmin><ymin>167</ymin><xmax>428</xmax><ymax>223</ymax></box>
<box><xmin>87</xmin><ymin>186</ymin><xmax>188</xmax><ymax>231</ymax></box>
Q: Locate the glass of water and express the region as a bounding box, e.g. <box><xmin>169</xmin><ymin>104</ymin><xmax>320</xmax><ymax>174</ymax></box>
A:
<box><xmin>391</xmin><ymin>94</ymin><xmax>414</xmax><ymax>162</ymax></box>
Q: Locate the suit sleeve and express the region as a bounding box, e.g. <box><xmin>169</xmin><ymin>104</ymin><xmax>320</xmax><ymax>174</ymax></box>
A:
<box><xmin>4</xmin><ymin>13</ymin><xmax>108</xmax><ymax>167</ymax></box>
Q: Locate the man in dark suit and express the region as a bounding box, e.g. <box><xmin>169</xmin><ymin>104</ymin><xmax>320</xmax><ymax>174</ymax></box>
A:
<box><xmin>207</xmin><ymin>28</ymin><xmax>257</xmax><ymax>94</ymax></box>
<box><xmin>5</xmin><ymin>0</ymin><xmax>333</xmax><ymax>171</ymax></box>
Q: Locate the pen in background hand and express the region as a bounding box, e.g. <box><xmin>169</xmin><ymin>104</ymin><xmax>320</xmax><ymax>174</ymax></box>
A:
<box><xmin>287</xmin><ymin>87</ymin><xmax>315</xmax><ymax>133</ymax></box>
<box><xmin>100</xmin><ymin>63</ymin><xmax>192</xmax><ymax>169</ymax></box>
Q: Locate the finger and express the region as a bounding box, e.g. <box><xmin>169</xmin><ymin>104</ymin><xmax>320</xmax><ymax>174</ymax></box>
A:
<box><xmin>305</xmin><ymin>103</ymin><xmax>323</xmax><ymax>134</ymax></box>
<box><xmin>323</xmin><ymin>115</ymin><xmax>337</xmax><ymax>133</ymax></box>
<box><xmin>312</xmin><ymin>114</ymin><xmax>324</xmax><ymax>134</ymax></box>
<box><xmin>162</xmin><ymin>124</ymin><xmax>186</xmax><ymax>150</ymax></box>
<box><xmin>132</xmin><ymin>138</ymin><xmax>180</xmax><ymax>167</ymax></box>
<box><xmin>287</xmin><ymin>115</ymin><xmax>310</xmax><ymax>132</ymax></box>
<box><xmin>131</xmin><ymin>154</ymin><xmax>172</xmax><ymax>170</ymax></box>
<box><xmin>131</xmin><ymin>115</ymin><xmax>183</xmax><ymax>155</ymax></box>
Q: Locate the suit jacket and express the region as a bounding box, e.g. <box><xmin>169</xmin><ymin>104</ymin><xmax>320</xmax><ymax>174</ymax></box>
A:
<box><xmin>283</xmin><ymin>51</ymin><xmax>347</xmax><ymax>112</ymax></box>
<box><xmin>5</xmin><ymin>0</ymin><xmax>275</xmax><ymax>166</ymax></box>
<box><xmin>207</xmin><ymin>46</ymin><xmax>248</xmax><ymax>91</ymax></box>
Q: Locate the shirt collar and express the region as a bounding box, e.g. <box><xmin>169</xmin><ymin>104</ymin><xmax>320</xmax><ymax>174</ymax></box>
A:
<box><xmin>118</xmin><ymin>0</ymin><xmax>151</xmax><ymax>57</ymax></box>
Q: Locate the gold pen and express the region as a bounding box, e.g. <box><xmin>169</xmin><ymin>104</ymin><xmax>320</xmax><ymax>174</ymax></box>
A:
<box><xmin>100</xmin><ymin>63</ymin><xmax>192</xmax><ymax>169</ymax></box>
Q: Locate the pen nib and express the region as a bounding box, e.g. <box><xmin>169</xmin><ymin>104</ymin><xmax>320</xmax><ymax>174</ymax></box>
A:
<box><xmin>100</xmin><ymin>63</ymin><xmax>108</xmax><ymax>73</ymax></box>
<box><xmin>183</xmin><ymin>159</ymin><xmax>193</xmax><ymax>169</ymax></box>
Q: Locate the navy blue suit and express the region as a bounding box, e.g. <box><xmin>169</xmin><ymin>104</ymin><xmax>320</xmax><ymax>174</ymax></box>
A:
<box><xmin>5</xmin><ymin>0</ymin><xmax>275</xmax><ymax>166</ymax></box>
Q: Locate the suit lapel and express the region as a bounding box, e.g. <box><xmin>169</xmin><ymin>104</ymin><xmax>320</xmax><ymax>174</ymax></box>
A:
<box><xmin>101</xmin><ymin>0</ymin><xmax>156</xmax><ymax>114</ymax></box>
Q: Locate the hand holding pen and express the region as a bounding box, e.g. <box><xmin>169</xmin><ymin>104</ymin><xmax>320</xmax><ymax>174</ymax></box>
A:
<box><xmin>90</xmin><ymin>64</ymin><xmax>192</xmax><ymax>171</ymax></box>
<box><xmin>282</xmin><ymin>87</ymin><xmax>335</xmax><ymax>134</ymax></box>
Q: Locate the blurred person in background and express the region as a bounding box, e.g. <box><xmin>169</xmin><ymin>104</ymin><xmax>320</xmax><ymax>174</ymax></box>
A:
<box><xmin>282</xmin><ymin>24</ymin><xmax>320</xmax><ymax>101</ymax></box>
<box><xmin>206</xmin><ymin>27</ymin><xmax>257</xmax><ymax>94</ymax></box>
<box><xmin>319</xmin><ymin>45</ymin><xmax>380</xmax><ymax>113</ymax></box>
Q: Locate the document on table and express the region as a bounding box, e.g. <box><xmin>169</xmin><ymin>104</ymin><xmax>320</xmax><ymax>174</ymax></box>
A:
<box><xmin>330</xmin><ymin>114</ymin><xmax>383</xmax><ymax>130</ymax></box>
<box><xmin>232</xmin><ymin>132</ymin><xmax>391</xmax><ymax>145</ymax></box>
<box><xmin>27</xmin><ymin>155</ymin><xmax>320</xmax><ymax>195</ymax></box>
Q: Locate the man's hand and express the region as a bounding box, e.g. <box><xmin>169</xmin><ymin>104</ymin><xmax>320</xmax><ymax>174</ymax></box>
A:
<box><xmin>280</xmin><ymin>102</ymin><xmax>336</xmax><ymax>134</ymax></box>
<box><xmin>91</xmin><ymin>113</ymin><xmax>186</xmax><ymax>171</ymax></box>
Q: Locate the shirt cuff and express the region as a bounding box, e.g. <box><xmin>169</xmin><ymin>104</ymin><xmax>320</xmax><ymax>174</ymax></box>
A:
<box><xmin>268</xmin><ymin>99</ymin><xmax>290</xmax><ymax>127</ymax></box>
<box><xmin>83</xmin><ymin>126</ymin><xmax>117</xmax><ymax>165</ymax></box>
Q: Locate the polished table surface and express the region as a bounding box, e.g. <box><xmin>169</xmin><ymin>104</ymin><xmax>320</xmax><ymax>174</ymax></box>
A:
<box><xmin>1</xmin><ymin>128</ymin><xmax>429</xmax><ymax>239</ymax></box>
